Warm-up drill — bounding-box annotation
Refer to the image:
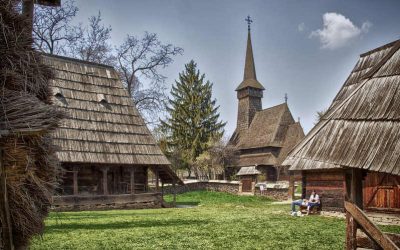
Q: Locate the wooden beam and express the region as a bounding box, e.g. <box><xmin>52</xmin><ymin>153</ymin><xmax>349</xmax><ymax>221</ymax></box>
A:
<box><xmin>130</xmin><ymin>168</ymin><xmax>135</xmax><ymax>194</ymax></box>
<box><xmin>172</xmin><ymin>180</ymin><xmax>176</xmax><ymax>207</ymax></box>
<box><xmin>22</xmin><ymin>0</ymin><xmax>34</xmax><ymax>38</ymax></box>
<box><xmin>288</xmin><ymin>172</ymin><xmax>295</xmax><ymax>200</ymax></box>
<box><xmin>161</xmin><ymin>183</ymin><xmax>164</xmax><ymax>200</ymax></box>
<box><xmin>301</xmin><ymin>171</ymin><xmax>306</xmax><ymax>199</ymax></box>
<box><xmin>155</xmin><ymin>169</ymin><xmax>159</xmax><ymax>192</ymax></box>
<box><xmin>346</xmin><ymin>211</ymin><xmax>358</xmax><ymax>250</ymax></box>
<box><xmin>35</xmin><ymin>0</ymin><xmax>61</xmax><ymax>6</ymax></box>
<box><xmin>73</xmin><ymin>166</ymin><xmax>78</xmax><ymax>195</ymax></box>
<box><xmin>345</xmin><ymin>201</ymin><xmax>398</xmax><ymax>250</ymax></box>
<box><xmin>102</xmin><ymin>167</ymin><xmax>109</xmax><ymax>195</ymax></box>
<box><xmin>143</xmin><ymin>167</ymin><xmax>148</xmax><ymax>192</ymax></box>
<box><xmin>357</xmin><ymin>233</ymin><xmax>400</xmax><ymax>249</ymax></box>
<box><xmin>0</xmin><ymin>149</ymin><xmax>14</xmax><ymax>250</ymax></box>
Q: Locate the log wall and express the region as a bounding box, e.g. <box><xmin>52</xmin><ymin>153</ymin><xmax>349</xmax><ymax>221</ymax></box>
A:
<box><xmin>303</xmin><ymin>170</ymin><xmax>400</xmax><ymax>213</ymax></box>
<box><xmin>304</xmin><ymin>170</ymin><xmax>345</xmax><ymax>212</ymax></box>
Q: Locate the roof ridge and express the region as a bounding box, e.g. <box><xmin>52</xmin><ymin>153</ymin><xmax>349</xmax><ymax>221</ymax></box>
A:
<box><xmin>41</xmin><ymin>53</ymin><xmax>114</xmax><ymax>69</ymax></box>
<box><xmin>360</xmin><ymin>39</ymin><xmax>400</xmax><ymax>57</ymax></box>
<box><xmin>258</xmin><ymin>102</ymin><xmax>287</xmax><ymax>113</ymax></box>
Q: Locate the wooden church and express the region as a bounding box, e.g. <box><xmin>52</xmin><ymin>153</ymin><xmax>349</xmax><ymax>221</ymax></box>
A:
<box><xmin>229</xmin><ymin>18</ymin><xmax>305</xmax><ymax>192</ymax></box>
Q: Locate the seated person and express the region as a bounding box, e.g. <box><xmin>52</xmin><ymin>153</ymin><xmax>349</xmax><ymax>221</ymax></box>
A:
<box><xmin>306</xmin><ymin>190</ymin><xmax>320</xmax><ymax>215</ymax></box>
<box><xmin>291</xmin><ymin>198</ymin><xmax>308</xmax><ymax>213</ymax></box>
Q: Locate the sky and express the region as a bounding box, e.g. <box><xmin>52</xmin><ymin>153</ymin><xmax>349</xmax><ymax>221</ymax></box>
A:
<box><xmin>72</xmin><ymin>0</ymin><xmax>400</xmax><ymax>135</ymax></box>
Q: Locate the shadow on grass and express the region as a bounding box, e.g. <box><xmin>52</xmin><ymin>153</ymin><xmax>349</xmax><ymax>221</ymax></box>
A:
<box><xmin>167</xmin><ymin>201</ymin><xmax>200</xmax><ymax>206</ymax></box>
<box><xmin>45</xmin><ymin>218</ymin><xmax>208</xmax><ymax>231</ymax></box>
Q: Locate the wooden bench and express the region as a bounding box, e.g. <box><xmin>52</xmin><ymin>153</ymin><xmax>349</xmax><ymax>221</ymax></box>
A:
<box><xmin>299</xmin><ymin>202</ymin><xmax>322</xmax><ymax>215</ymax></box>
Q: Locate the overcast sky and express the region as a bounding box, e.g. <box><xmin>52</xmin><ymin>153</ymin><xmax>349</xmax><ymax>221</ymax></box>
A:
<box><xmin>73</xmin><ymin>0</ymin><xmax>400</xmax><ymax>135</ymax></box>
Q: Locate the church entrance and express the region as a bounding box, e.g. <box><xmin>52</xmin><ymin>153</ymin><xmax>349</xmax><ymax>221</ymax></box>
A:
<box><xmin>265</xmin><ymin>166</ymin><xmax>277</xmax><ymax>182</ymax></box>
<box><xmin>241</xmin><ymin>178</ymin><xmax>253</xmax><ymax>192</ymax></box>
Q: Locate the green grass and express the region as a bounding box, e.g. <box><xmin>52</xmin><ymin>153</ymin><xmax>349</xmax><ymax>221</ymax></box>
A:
<box><xmin>30</xmin><ymin>191</ymin><xmax>399</xmax><ymax>250</ymax></box>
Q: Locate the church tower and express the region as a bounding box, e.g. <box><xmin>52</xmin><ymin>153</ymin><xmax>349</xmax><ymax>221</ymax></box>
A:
<box><xmin>235</xmin><ymin>16</ymin><xmax>265</xmax><ymax>133</ymax></box>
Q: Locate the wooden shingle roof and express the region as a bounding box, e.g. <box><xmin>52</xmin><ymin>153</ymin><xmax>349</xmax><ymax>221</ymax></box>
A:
<box><xmin>284</xmin><ymin>39</ymin><xmax>400</xmax><ymax>176</ymax></box>
<box><xmin>237</xmin><ymin>103</ymin><xmax>295</xmax><ymax>149</ymax></box>
<box><xmin>236</xmin><ymin>166</ymin><xmax>261</xmax><ymax>176</ymax></box>
<box><xmin>233</xmin><ymin>103</ymin><xmax>305</xmax><ymax>167</ymax></box>
<box><xmin>42</xmin><ymin>54</ymin><xmax>170</xmax><ymax>166</ymax></box>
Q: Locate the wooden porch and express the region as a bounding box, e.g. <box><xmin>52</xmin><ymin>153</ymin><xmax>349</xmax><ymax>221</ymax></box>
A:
<box><xmin>53</xmin><ymin>163</ymin><xmax>181</xmax><ymax>211</ymax></box>
<box><xmin>52</xmin><ymin>192</ymin><xmax>164</xmax><ymax>211</ymax></box>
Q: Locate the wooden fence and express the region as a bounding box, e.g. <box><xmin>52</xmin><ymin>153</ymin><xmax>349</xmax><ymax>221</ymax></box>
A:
<box><xmin>345</xmin><ymin>201</ymin><xmax>399</xmax><ymax>250</ymax></box>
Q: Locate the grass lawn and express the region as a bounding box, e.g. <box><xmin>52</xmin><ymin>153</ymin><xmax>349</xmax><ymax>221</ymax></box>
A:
<box><xmin>31</xmin><ymin>191</ymin><xmax>399</xmax><ymax>250</ymax></box>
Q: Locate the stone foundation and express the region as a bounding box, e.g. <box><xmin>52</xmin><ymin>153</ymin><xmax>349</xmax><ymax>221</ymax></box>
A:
<box><xmin>158</xmin><ymin>180</ymin><xmax>240</xmax><ymax>195</ymax></box>
<box><xmin>255</xmin><ymin>187</ymin><xmax>289</xmax><ymax>201</ymax></box>
<box><xmin>159</xmin><ymin>180</ymin><xmax>289</xmax><ymax>201</ymax></box>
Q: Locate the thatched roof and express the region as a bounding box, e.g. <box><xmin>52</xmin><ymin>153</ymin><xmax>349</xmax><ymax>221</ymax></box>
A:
<box><xmin>0</xmin><ymin>1</ymin><xmax>64</xmax><ymax>247</ymax></box>
<box><xmin>236</xmin><ymin>166</ymin><xmax>261</xmax><ymax>176</ymax></box>
<box><xmin>233</xmin><ymin>103</ymin><xmax>305</xmax><ymax>166</ymax></box>
<box><xmin>42</xmin><ymin>54</ymin><xmax>170</xmax><ymax>166</ymax></box>
<box><xmin>284</xmin><ymin>39</ymin><xmax>400</xmax><ymax>176</ymax></box>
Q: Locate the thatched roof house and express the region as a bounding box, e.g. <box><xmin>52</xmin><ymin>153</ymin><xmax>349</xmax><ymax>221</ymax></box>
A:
<box><xmin>283</xmin><ymin>40</ymin><xmax>400</xmax><ymax>212</ymax></box>
<box><xmin>230</xmin><ymin>26</ymin><xmax>304</xmax><ymax>185</ymax></box>
<box><xmin>42</xmin><ymin>54</ymin><xmax>182</xmax><ymax>210</ymax></box>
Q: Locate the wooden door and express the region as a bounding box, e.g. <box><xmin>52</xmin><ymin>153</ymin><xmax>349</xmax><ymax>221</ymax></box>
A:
<box><xmin>242</xmin><ymin>178</ymin><xmax>252</xmax><ymax>192</ymax></box>
<box><xmin>363</xmin><ymin>172</ymin><xmax>400</xmax><ymax>211</ymax></box>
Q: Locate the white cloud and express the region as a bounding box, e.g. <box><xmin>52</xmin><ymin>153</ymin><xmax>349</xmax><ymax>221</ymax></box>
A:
<box><xmin>310</xmin><ymin>12</ymin><xmax>372</xmax><ymax>49</ymax></box>
<box><xmin>298</xmin><ymin>22</ymin><xmax>306</xmax><ymax>32</ymax></box>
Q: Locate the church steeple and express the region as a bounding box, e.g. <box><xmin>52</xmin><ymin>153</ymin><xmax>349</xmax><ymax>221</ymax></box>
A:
<box><xmin>235</xmin><ymin>16</ymin><xmax>265</xmax><ymax>91</ymax></box>
<box><xmin>235</xmin><ymin>16</ymin><xmax>265</xmax><ymax>133</ymax></box>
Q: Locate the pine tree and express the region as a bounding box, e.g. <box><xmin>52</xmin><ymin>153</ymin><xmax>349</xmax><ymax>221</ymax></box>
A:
<box><xmin>161</xmin><ymin>60</ymin><xmax>225</xmax><ymax>175</ymax></box>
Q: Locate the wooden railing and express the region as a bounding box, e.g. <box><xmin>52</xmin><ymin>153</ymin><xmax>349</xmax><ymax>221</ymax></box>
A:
<box><xmin>345</xmin><ymin>201</ymin><xmax>399</xmax><ymax>250</ymax></box>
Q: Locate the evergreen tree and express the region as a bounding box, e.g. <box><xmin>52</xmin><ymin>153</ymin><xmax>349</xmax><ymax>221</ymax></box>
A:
<box><xmin>161</xmin><ymin>60</ymin><xmax>225</xmax><ymax>175</ymax></box>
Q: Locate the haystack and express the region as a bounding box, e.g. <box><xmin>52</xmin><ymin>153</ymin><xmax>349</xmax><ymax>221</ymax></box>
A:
<box><xmin>0</xmin><ymin>0</ymin><xmax>63</xmax><ymax>248</ymax></box>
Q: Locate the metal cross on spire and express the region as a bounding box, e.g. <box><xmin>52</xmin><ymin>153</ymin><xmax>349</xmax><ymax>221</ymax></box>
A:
<box><xmin>245</xmin><ymin>15</ymin><xmax>253</xmax><ymax>31</ymax></box>
<box><xmin>285</xmin><ymin>93</ymin><xmax>288</xmax><ymax>103</ymax></box>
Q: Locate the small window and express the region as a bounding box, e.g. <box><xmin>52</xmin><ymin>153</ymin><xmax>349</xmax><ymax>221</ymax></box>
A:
<box><xmin>97</xmin><ymin>93</ymin><xmax>111</xmax><ymax>110</ymax></box>
<box><xmin>53</xmin><ymin>89</ymin><xmax>68</xmax><ymax>106</ymax></box>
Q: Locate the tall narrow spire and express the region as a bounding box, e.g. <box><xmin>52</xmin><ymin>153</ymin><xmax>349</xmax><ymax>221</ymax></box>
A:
<box><xmin>243</xmin><ymin>28</ymin><xmax>257</xmax><ymax>80</ymax></box>
<box><xmin>236</xmin><ymin>16</ymin><xmax>265</xmax><ymax>91</ymax></box>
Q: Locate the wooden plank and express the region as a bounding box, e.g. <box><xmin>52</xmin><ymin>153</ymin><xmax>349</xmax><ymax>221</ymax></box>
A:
<box><xmin>345</xmin><ymin>201</ymin><xmax>399</xmax><ymax>250</ymax></box>
<box><xmin>73</xmin><ymin>166</ymin><xmax>78</xmax><ymax>195</ymax></box>
<box><xmin>102</xmin><ymin>167</ymin><xmax>108</xmax><ymax>195</ymax></box>
<box><xmin>357</xmin><ymin>233</ymin><xmax>400</xmax><ymax>248</ymax></box>
<box><xmin>365</xmin><ymin>173</ymin><xmax>388</xmax><ymax>208</ymax></box>
<box><xmin>130</xmin><ymin>168</ymin><xmax>135</xmax><ymax>194</ymax></box>
<box><xmin>346</xmin><ymin>211</ymin><xmax>358</xmax><ymax>250</ymax></box>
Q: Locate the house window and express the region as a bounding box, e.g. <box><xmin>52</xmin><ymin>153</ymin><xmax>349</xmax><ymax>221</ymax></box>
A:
<box><xmin>54</xmin><ymin>89</ymin><xmax>68</xmax><ymax>106</ymax></box>
<box><xmin>98</xmin><ymin>93</ymin><xmax>111</xmax><ymax>110</ymax></box>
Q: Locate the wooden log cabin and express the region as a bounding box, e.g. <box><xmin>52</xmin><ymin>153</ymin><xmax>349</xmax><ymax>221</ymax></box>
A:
<box><xmin>284</xmin><ymin>39</ymin><xmax>400</xmax><ymax>214</ymax></box>
<box><xmin>229</xmin><ymin>21</ymin><xmax>305</xmax><ymax>183</ymax></box>
<box><xmin>42</xmin><ymin>54</ymin><xmax>183</xmax><ymax>211</ymax></box>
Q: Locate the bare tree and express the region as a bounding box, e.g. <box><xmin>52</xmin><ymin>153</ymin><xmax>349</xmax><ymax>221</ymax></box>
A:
<box><xmin>115</xmin><ymin>32</ymin><xmax>183</xmax><ymax>124</ymax></box>
<box><xmin>33</xmin><ymin>0</ymin><xmax>82</xmax><ymax>54</ymax></box>
<box><xmin>70</xmin><ymin>11</ymin><xmax>112</xmax><ymax>64</ymax></box>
